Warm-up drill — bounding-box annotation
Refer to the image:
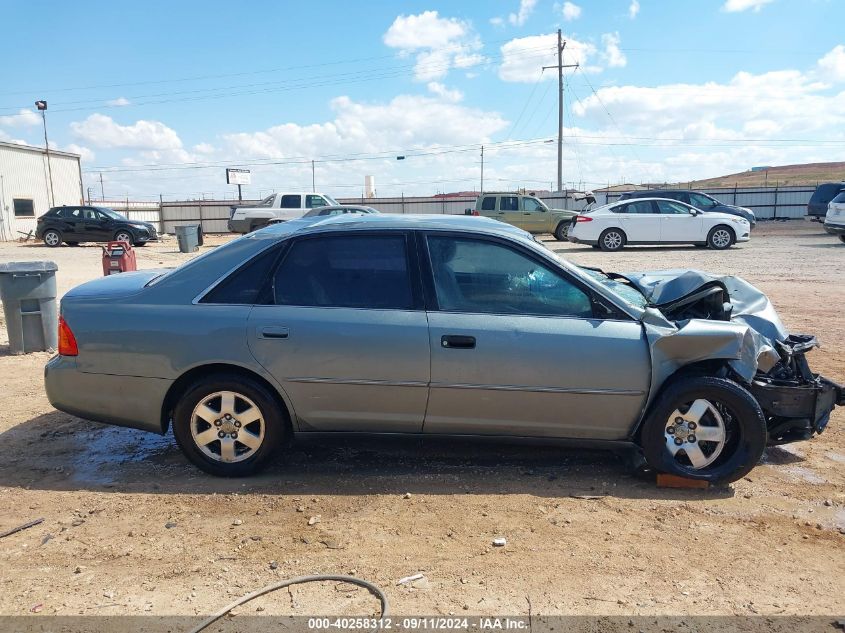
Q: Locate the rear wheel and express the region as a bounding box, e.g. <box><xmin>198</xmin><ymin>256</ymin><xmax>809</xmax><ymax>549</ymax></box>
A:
<box><xmin>639</xmin><ymin>376</ymin><xmax>766</xmax><ymax>484</ymax></box>
<box><xmin>707</xmin><ymin>225</ymin><xmax>734</xmax><ymax>250</ymax></box>
<box><xmin>43</xmin><ymin>229</ymin><xmax>61</xmax><ymax>247</ymax></box>
<box><xmin>172</xmin><ymin>374</ymin><xmax>285</xmax><ymax>476</ymax></box>
<box><xmin>598</xmin><ymin>228</ymin><xmax>625</xmax><ymax>251</ymax></box>
<box><xmin>114</xmin><ymin>230</ymin><xmax>135</xmax><ymax>245</ymax></box>
<box><xmin>839</xmin><ymin>235</ymin><xmax>845</xmax><ymax>244</ymax></box>
<box><xmin>554</xmin><ymin>221</ymin><xmax>570</xmax><ymax>241</ymax></box>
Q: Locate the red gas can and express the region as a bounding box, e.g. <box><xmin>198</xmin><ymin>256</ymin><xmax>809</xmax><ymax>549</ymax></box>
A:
<box><xmin>101</xmin><ymin>241</ymin><xmax>137</xmax><ymax>276</ymax></box>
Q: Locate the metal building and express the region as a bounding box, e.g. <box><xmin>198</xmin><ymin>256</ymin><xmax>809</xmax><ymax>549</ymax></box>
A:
<box><xmin>0</xmin><ymin>141</ymin><xmax>83</xmax><ymax>241</ymax></box>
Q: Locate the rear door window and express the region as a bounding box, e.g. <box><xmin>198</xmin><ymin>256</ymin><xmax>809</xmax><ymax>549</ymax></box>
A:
<box><xmin>274</xmin><ymin>235</ymin><xmax>413</xmax><ymax>310</ymax></box>
<box><xmin>500</xmin><ymin>196</ymin><xmax>519</xmax><ymax>211</ymax></box>
<box><xmin>280</xmin><ymin>195</ymin><xmax>302</xmax><ymax>209</ymax></box>
<box><xmin>620</xmin><ymin>201</ymin><xmax>656</xmax><ymax>214</ymax></box>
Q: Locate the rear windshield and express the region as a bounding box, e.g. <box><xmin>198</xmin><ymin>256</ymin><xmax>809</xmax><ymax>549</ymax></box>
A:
<box><xmin>831</xmin><ymin>192</ymin><xmax>845</xmax><ymax>204</ymax></box>
<box><xmin>811</xmin><ymin>184</ymin><xmax>844</xmax><ymax>203</ymax></box>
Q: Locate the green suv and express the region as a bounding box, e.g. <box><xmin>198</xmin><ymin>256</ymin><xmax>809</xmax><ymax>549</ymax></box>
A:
<box><xmin>471</xmin><ymin>192</ymin><xmax>577</xmax><ymax>241</ymax></box>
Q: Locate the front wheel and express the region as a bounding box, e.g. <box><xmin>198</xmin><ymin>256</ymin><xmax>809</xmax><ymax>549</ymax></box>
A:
<box><xmin>707</xmin><ymin>225</ymin><xmax>734</xmax><ymax>250</ymax></box>
<box><xmin>639</xmin><ymin>376</ymin><xmax>766</xmax><ymax>484</ymax></box>
<box><xmin>598</xmin><ymin>228</ymin><xmax>625</xmax><ymax>251</ymax></box>
<box><xmin>43</xmin><ymin>229</ymin><xmax>61</xmax><ymax>247</ymax></box>
<box><xmin>172</xmin><ymin>374</ymin><xmax>286</xmax><ymax>476</ymax></box>
<box><xmin>114</xmin><ymin>230</ymin><xmax>135</xmax><ymax>245</ymax></box>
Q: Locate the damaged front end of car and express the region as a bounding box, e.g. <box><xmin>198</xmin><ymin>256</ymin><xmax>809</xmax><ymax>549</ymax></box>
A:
<box><xmin>617</xmin><ymin>269</ymin><xmax>844</xmax><ymax>446</ymax></box>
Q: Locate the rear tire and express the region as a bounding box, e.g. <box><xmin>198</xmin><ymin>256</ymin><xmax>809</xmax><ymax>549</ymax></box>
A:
<box><xmin>839</xmin><ymin>235</ymin><xmax>845</xmax><ymax>244</ymax></box>
<box><xmin>172</xmin><ymin>374</ymin><xmax>286</xmax><ymax>477</ymax></box>
<box><xmin>707</xmin><ymin>225</ymin><xmax>734</xmax><ymax>250</ymax></box>
<box><xmin>43</xmin><ymin>229</ymin><xmax>61</xmax><ymax>247</ymax></box>
<box><xmin>554</xmin><ymin>221</ymin><xmax>570</xmax><ymax>241</ymax></box>
<box><xmin>598</xmin><ymin>228</ymin><xmax>625</xmax><ymax>251</ymax></box>
<box><xmin>639</xmin><ymin>376</ymin><xmax>766</xmax><ymax>484</ymax></box>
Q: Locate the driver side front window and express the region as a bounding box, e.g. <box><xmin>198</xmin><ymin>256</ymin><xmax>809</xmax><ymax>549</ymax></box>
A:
<box><xmin>426</xmin><ymin>236</ymin><xmax>593</xmax><ymax>318</ymax></box>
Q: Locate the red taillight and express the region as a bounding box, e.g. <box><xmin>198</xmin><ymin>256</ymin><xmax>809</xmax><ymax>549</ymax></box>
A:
<box><xmin>472</xmin><ymin>210</ymin><xmax>480</xmax><ymax>216</ymax></box>
<box><xmin>58</xmin><ymin>316</ymin><xmax>78</xmax><ymax>356</ymax></box>
<box><xmin>575</xmin><ymin>215</ymin><xmax>593</xmax><ymax>222</ymax></box>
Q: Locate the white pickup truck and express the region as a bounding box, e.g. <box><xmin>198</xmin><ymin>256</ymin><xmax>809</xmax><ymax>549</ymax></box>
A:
<box><xmin>228</xmin><ymin>192</ymin><xmax>339</xmax><ymax>233</ymax></box>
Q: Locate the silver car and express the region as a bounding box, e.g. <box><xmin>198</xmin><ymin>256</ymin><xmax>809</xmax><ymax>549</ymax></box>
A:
<box><xmin>45</xmin><ymin>215</ymin><xmax>842</xmax><ymax>483</ymax></box>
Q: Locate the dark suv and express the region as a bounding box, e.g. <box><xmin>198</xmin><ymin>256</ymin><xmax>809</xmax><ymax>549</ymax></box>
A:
<box><xmin>618</xmin><ymin>189</ymin><xmax>756</xmax><ymax>227</ymax></box>
<box><xmin>807</xmin><ymin>182</ymin><xmax>845</xmax><ymax>219</ymax></box>
<box><xmin>36</xmin><ymin>206</ymin><xmax>158</xmax><ymax>247</ymax></box>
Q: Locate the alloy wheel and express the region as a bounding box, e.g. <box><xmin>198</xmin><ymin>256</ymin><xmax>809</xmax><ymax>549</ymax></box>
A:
<box><xmin>44</xmin><ymin>231</ymin><xmax>60</xmax><ymax>246</ymax></box>
<box><xmin>603</xmin><ymin>231</ymin><xmax>623</xmax><ymax>250</ymax></box>
<box><xmin>664</xmin><ymin>398</ymin><xmax>727</xmax><ymax>469</ymax></box>
<box><xmin>711</xmin><ymin>229</ymin><xmax>732</xmax><ymax>249</ymax></box>
<box><xmin>190</xmin><ymin>391</ymin><xmax>265</xmax><ymax>463</ymax></box>
<box><xmin>115</xmin><ymin>232</ymin><xmax>132</xmax><ymax>244</ymax></box>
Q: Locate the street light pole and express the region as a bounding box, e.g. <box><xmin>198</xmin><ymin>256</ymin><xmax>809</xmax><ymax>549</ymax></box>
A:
<box><xmin>35</xmin><ymin>100</ymin><xmax>54</xmax><ymax>207</ymax></box>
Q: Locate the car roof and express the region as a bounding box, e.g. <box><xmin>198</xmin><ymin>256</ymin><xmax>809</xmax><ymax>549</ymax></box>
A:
<box><xmin>252</xmin><ymin>213</ymin><xmax>530</xmax><ymax>240</ymax></box>
<box><xmin>608</xmin><ymin>197</ymin><xmax>692</xmax><ymax>205</ymax></box>
<box><xmin>313</xmin><ymin>205</ymin><xmax>373</xmax><ymax>210</ymax></box>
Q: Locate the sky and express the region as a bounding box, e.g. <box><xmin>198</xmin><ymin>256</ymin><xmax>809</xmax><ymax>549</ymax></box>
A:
<box><xmin>1</xmin><ymin>0</ymin><xmax>843</xmax><ymax>201</ymax></box>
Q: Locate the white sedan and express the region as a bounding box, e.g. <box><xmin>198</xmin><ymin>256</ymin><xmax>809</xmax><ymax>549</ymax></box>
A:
<box><xmin>824</xmin><ymin>192</ymin><xmax>845</xmax><ymax>244</ymax></box>
<box><xmin>568</xmin><ymin>197</ymin><xmax>751</xmax><ymax>251</ymax></box>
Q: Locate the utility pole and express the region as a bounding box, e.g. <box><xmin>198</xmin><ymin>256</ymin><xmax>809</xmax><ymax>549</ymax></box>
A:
<box><xmin>86</xmin><ymin>186</ymin><xmax>93</xmax><ymax>204</ymax></box>
<box><xmin>311</xmin><ymin>160</ymin><xmax>315</xmax><ymax>192</ymax></box>
<box><xmin>35</xmin><ymin>101</ymin><xmax>54</xmax><ymax>207</ymax></box>
<box><xmin>99</xmin><ymin>172</ymin><xmax>105</xmax><ymax>201</ymax></box>
<box><xmin>480</xmin><ymin>145</ymin><xmax>484</xmax><ymax>194</ymax></box>
<box><xmin>542</xmin><ymin>30</ymin><xmax>578</xmax><ymax>192</ymax></box>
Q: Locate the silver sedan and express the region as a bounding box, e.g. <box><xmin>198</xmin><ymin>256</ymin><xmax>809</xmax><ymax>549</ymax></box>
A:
<box><xmin>45</xmin><ymin>215</ymin><xmax>842</xmax><ymax>483</ymax></box>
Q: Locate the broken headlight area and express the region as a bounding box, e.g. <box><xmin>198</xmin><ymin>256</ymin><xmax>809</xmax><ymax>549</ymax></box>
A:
<box><xmin>749</xmin><ymin>334</ymin><xmax>845</xmax><ymax>445</ymax></box>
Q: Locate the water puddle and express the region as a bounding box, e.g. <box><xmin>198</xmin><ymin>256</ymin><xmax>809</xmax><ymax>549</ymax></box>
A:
<box><xmin>69</xmin><ymin>426</ymin><xmax>176</xmax><ymax>485</ymax></box>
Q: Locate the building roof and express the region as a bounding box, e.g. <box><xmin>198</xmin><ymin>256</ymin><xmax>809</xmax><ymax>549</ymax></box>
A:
<box><xmin>0</xmin><ymin>140</ymin><xmax>81</xmax><ymax>160</ymax></box>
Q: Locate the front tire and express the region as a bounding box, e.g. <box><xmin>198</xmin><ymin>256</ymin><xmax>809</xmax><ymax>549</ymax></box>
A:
<box><xmin>639</xmin><ymin>376</ymin><xmax>766</xmax><ymax>484</ymax></box>
<box><xmin>598</xmin><ymin>228</ymin><xmax>625</xmax><ymax>251</ymax></box>
<box><xmin>707</xmin><ymin>225</ymin><xmax>734</xmax><ymax>250</ymax></box>
<box><xmin>43</xmin><ymin>229</ymin><xmax>61</xmax><ymax>247</ymax></box>
<box><xmin>114</xmin><ymin>230</ymin><xmax>135</xmax><ymax>246</ymax></box>
<box><xmin>172</xmin><ymin>374</ymin><xmax>285</xmax><ymax>476</ymax></box>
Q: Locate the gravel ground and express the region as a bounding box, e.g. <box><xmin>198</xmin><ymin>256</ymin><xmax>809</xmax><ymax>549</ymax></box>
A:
<box><xmin>0</xmin><ymin>221</ymin><xmax>842</xmax><ymax>623</ymax></box>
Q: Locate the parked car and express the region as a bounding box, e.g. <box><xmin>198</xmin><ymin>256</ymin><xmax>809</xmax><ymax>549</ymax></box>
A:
<box><xmin>619</xmin><ymin>189</ymin><xmax>756</xmax><ymax>227</ymax></box>
<box><xmin>470</xmin><ymin>192</ymin><xmax>577</xmax><ymax>240</ymax></box>
<box><xmin>823</xmin><ymin>191</ymin><xmax>845</xmax><ymax>243</ymax></box>
<box><xmin>302</xmin><ymin>205</ymin><xmax>379</xmax><ymax>218</ymax></box>
<box><xmin>808</xmin><ymin>182</ymin><xmax>845</xmax><ymax>220</ymax></box>
<box><xmin>567</xmin><ymin>198</ymin><xmax>751</xmax><ymax>251</ymax></box>
<box><xmin>228</xmin><ymin>192</ymin><xmax>339</xmax><ymax>233</ymax></box>
<box><xmin>45</xmin><ymin>214</ymin><xmax>841</xmax><ymax>483</ymax></box>
<box><xmin>36</xmin><ymin>206</ymin><xmax>158</xmax><ymax>247</ymax></box>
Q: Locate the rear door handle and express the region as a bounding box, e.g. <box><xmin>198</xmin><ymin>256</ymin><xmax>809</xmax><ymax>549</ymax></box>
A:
<box><xmin>259</xmin><ymin>326</ymin><xmax>289</xmax><ymax>339</ymax></box>
<box><xmin>441</xmin><ymin>335</ymin><xmax>475</xmax><ymax>349</ymax></box>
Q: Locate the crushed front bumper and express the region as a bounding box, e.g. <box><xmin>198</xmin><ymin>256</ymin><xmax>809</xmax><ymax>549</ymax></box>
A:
<box><xmin>747</xmin><ymin>334</ymin><xmax>844</xmax><ymax>444</ymax></box>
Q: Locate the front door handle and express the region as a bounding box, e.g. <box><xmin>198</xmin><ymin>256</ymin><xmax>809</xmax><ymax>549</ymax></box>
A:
<box><xmin>259</xmin><ymin>326</ymin><xmax>289</xmax><ymax>339</ymax></box>
<box><xmin>441</xmin><ymin>335</ymin><xmax>475</xmax><ymax>349</ymax></box>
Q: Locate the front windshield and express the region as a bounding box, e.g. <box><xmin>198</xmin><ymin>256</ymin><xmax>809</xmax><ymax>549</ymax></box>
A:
<box><xmin>96</xmin><ymin>207</ymin><xmax>126</xmax><ymax>220</ymax></box>
<box><xmin>579</xmin><ymin>268</ymin><xmax>649</xmax><ymax>309</ymax></box>
<box><xmin>324</xmin><ymin>195</ymin><xmax>340</xmax><ymax>206</ymax></box>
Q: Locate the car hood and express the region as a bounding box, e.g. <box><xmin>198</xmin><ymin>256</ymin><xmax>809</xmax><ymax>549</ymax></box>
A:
<box><xmin>616</xmin><ymin>269</ymin><xmax>792</xmax><ymax>384</ymax></box>
<box><xmin>549</xmin><ymin>207</ymin><xmax>577</xmax><ymax>216</ymax></box>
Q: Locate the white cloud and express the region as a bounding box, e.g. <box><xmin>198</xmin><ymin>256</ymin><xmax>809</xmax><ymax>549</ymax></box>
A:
<box><xmin>601</xmin><ymin>32</ymin><xmax>627</xmax><ymax>68</ymax></box>
<box><xmin>490</xmin><ymin>16</ymin><xmax>505</xmax><ymax>26</ymax></box>
<box><xmin>62</xmin><ymin>143</ymin><xmax>95</xmax><ymax>162</ymax></box>
<box><xmin>0</xmin><ymin>108</ymin><xmax>40</xmax><ymax>128</ymax></box>
<box><xmin>498</xmin><ymin>33</ymin><xmax>601</xmax><ymax>82</ymax></box>
<box><xmin>818</xmin><ymin>45</ymin><xmax>845</xmax><ymax>82</ymax></box>
<box><xmin>722</xmin><ymin>0</ymin><xmax>774</xmax><ymax>12</ymax></box>
<box><xmin>561</xmin><ymin>2</ymin><xmax>582</xmax><ymax>21</ymax></box>
<box><xmin>383</xmin><ymin>11</ymin><xmax>483</xmax><ymax>81</ymax></box>
<box><xmin>628</xmin><ymin>0</ymin><xmax>640</xmax><ymax>19</ymax></box>
<box><xmin>70</xmin><ymin>113</ymin><xmax>183</xmax><ymax>150</ymax></box>
<box><xmin>193</xmin><ymin>142</ymin><xmax>216</xmax><ymax>155</ymax></box>
<box><xmin>106</xmin><ymin>97</ymin><xmax>131</xmax><ymax>107</ymax></box>
<box><xmin>427</xmin><ymin>82</ymin><xmax>464</xmax><ymax>102</ymax></box>
<box><xmin>509</xmin><ymin>0</ymin><xmax>538</xmax><ymax>26</ymax></box>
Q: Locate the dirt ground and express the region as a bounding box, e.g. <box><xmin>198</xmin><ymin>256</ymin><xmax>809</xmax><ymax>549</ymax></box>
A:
<box><xmin>0</xmin><ymin>222</ymin><xmax>842</xmax><ymax>623</ymax></box>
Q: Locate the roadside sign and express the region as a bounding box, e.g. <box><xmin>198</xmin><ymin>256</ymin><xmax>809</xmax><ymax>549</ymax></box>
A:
<box><xmin>226</xmin><ymin>168</ymin><xmax>251</xmax><ymax>185</ymax></box>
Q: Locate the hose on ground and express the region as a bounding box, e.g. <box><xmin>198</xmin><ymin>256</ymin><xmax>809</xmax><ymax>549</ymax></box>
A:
<box><xmin>187</xmin><ymin>574</ymin><xmax>389</xmax><ymax>633</ymax></box>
